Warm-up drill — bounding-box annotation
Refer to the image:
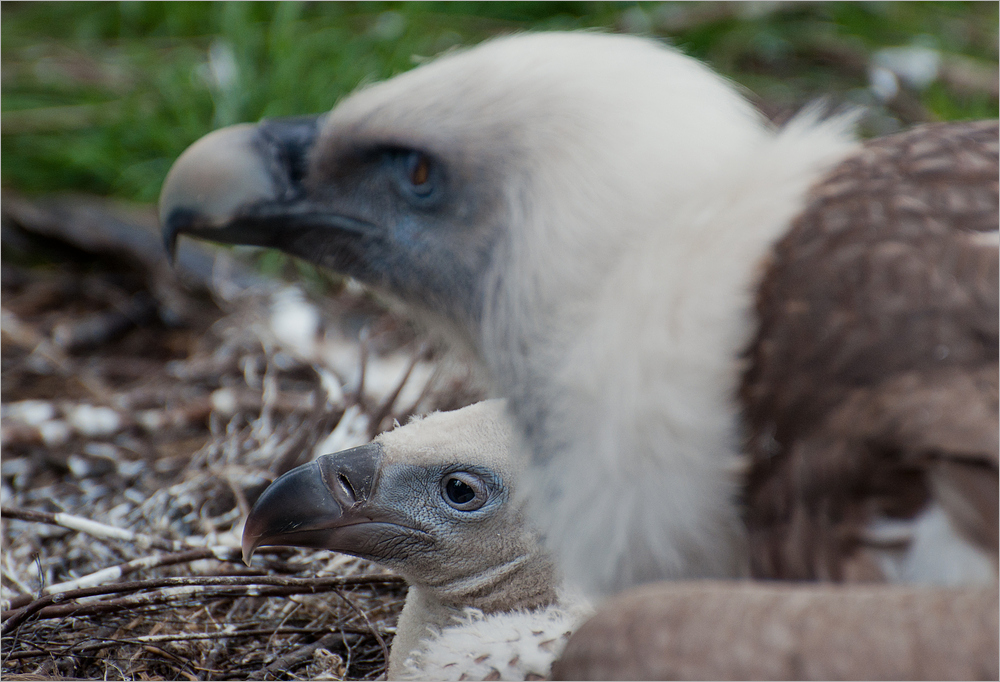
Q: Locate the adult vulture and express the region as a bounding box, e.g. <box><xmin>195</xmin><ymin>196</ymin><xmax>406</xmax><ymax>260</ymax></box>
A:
<box><xmin>161</xmin><ymin>32</ymin><xmax>998</xmax><ymax>596</ymax></box>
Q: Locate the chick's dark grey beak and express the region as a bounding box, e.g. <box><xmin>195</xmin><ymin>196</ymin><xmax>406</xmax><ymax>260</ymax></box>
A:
<box><xmin>241</xmin><ymin>443</ymin><xmax>382</xmax><ymax>565</ymax></box>
<box><xmin>159</xmin><ymin>115</ymin><xmax>324</xmax><ymax>261</ymax></box>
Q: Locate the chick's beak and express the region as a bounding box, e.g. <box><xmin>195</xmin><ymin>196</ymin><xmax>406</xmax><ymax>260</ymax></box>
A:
<box><xmin>241</xmin><ymin>443</ymin><xmax>382</xmax><ymax>565</ymax></box>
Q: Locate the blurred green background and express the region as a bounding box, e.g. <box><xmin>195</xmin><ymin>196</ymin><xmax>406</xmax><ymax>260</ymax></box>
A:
<box><xmin>3</xmin><ymin>1</ymin><xmax>997</xmax><ymax>204</ymax></box>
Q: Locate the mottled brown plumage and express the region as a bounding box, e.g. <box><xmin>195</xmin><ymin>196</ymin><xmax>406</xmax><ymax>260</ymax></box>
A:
<box><xmin>553</xmin><ymin>582</ymin><xmax>999</xmax><ymax>681</ymax></box>
<box><xmin>742</xmin><ymin>121</ymin><xmax>999</xmax><ymax>581</ymax></box>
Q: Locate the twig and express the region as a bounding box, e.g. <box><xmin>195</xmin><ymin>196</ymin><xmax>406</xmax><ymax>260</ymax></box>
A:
<box><xmin>406</xmin><ymin>353</ymin><xmax>446</xmax><ymax>414</ymax></box>
<box><xmin>51</xmin><ymin>290</ymin><xmax>159</xmax><ymax>352</ymax></box>
<box><xmin>1</xmin><ymin>308</ymin><xmax>121</xmax><ymax>406</ymax></box>
<box><xmin>1</xmin><ymin>561</ymin><xmax>34</xmax><ymax>597</ymax></box>
<box><xmin>0</xmin><ymin>507</ymin><xmax>299</xmax><ymax>569</ymax></box>
<box><xmin>271</xmin><ymin>383</ymin><xmax>337</xmax><ymax>477</ymax></box>
<box><xmin>248</xmin><ymin>631</ymin><xmax>360</xmax><ymax>681</ymax></box>
<box><xmin>3</xmin><ymin>547</ymin><xmax>246</xmax><ymax>611</ymax></box>
<box><xmin>4</xmin><ymin>627</ymin><xmax>376</xmax><ymax>661</ymax></box>
<box><xmin>142</xmin><ymin>643</ymin><xmax>200</xmax><ymax>681</ymax></box>
<box><xmin>334</xmin><ymin>588</ymin><xmax>392</xmax><ymax>680</ymax></box>
<box><xmin>0</xmin><ymin>191</ymin><xmax>260</xmax><ymax>295</ymax></box>
<box><xmin>367</xmin><ymin>341</ymin><xmax>429</xmax><ymax>437</ymax></box>
<box><xmin>354</xmin><ymin>326</ymin><xmax>370</xmax><ymax>407</ymax></box>
<box><xmin>2</xmin><ymin>574</ymin><xmax>405</xmax><ymax>634</ymax></box>
<box><xmin>2</xmin><ymin>506</ymin><xmax>183</xmax><ymax>552</ymax></box>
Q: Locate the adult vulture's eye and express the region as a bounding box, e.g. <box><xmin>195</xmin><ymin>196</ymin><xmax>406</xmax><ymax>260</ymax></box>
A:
<box><xmin>442</xmin><ymin>472</ymin><xmax>487</xmax><ymax>511</ymax></box>
<box><xmin>403</xmin><ymin>151</ymin><xmax>435</xmax><ymax>198</ymax></box>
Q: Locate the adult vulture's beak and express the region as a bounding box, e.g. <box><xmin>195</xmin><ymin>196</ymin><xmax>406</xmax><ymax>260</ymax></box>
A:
<box><xmin>159</xmin><ymin>115</ymin><xmax>331</xmax><ymax>261</ymax></box>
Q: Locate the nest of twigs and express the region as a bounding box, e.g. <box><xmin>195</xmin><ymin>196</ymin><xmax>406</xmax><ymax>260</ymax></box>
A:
<box><xmin>1</xmin><ymin>194</ymin><xmax>488</xmax><ymax>680</ymax></box>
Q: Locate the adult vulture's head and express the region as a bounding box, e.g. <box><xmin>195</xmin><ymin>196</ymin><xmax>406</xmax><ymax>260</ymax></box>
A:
<box><xmin>164</xmin><ymin>31</ymin><xmax>997</xmax><ymax>595</ymax></box>
<box><xmin>159</xmin><ymin>31</ymin><xmax>861</xmax><ymax>594</ymax></box>
<box><xmin>161</xmin><ymin>32</ymin><xmax>791</xmax><ymax>334</ymax></box>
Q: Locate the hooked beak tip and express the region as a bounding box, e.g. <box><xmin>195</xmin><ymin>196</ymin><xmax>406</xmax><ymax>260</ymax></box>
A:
<box><xmin>163</xmin><ymin>225</ymin><xmax>179</xmax><ymax>264</ymax></box>
<box><xmin>241</xmin><ymin>519</ymin><xmax>266</xmax><ymax>566</ymax></box>
<box><xmin>241</xmin><ymin>543</ymin><xmax>256</xmax><ymax>566</ymax></box>
<box><xmin>160</xmin><ymin>207</ymin><xmax>203</xmax><ymax>265</ymax></box>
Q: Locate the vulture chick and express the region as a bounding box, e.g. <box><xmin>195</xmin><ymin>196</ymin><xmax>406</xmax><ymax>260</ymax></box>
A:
<box><xmin>242</xmin><ymin>400</ymin><xmax>591</xmax><ymax>680</ymax></box>
<box><xmin>163</xmin><ymin>32</ymin><xmax>999</xmax><ymax>595</ymax></box>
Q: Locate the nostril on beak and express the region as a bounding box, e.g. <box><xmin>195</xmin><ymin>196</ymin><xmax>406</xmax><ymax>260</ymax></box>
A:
<box><xmin>315</xmin><ymin>443</ymin><xmax>381</xmax><ymax>508</ymax></box>
<box><xmin>337</xmin><ymin>473</ymin><xmax>357</xmax><ymax>505</ymax></box>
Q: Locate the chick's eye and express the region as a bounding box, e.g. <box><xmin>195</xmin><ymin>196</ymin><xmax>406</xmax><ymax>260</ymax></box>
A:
<box><xmin>442</xmin><ymin>473</ymin><xmax>486</xmax><ymax>511</ymax></box>
<box><xmin>446</xmin><ymin>478</ymin><xmax>474</xmax><ymax>503</ymax></box>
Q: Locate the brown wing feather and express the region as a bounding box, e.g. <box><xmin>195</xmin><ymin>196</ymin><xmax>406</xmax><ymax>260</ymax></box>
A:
<box><xmin>741</xmin><ymin>120</ymin><xmax>999</xmax><ymax>581</ymax></box>
<box><xmin>553</xmin><ymin>582</ymin><xmax>999</xmax><ymax>681</ymax></box>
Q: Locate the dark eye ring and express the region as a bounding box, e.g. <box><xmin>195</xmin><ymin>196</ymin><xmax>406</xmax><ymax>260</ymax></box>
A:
<box><xmin>442</xmin><ymin>472</ymin><xmax>487</xmax><ymax>511</ymax></box>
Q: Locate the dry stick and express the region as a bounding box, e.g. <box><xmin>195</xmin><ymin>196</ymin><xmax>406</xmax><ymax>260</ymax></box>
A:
<box><xmin>1</xmin><ymin>505</ymin><xmax>304</xmax><ymax>575</ymax></box>
<box><xmin>4</xmin><ymin>548</ymin><xmax>243</xmax><ymax>611</ymax></box>
<box><xmin>267</xmin><ymin>384</ymin><xmax>332</xmax><ymax>478</ymax></box>
<box><xmin>51</xmin><ymin>291</ymin><xmax>159</xmax><ymax>352</ymax></box>
<box><xmin>248</xmin><ymin>631</ymin><xmax>360</xmax><ymax>681</ymax></box>
<box><xmin>2</xmin><ymin>506</ymin><xmax>180</xmax><ymax>552</ymax></box>
<box><xmin>5</xmin><ymin>627</ymin><xmax>374</xmax><ymax>661</ymax></box>
<box><xmin>2</xmin><ymin>575</ymin><xmax>405</xmax><ymax>634</ymax></box>
<box><xmin>367</xmin><ymin>341</ymin><xmax>429</xmax><ymax>438</ymax></box>
<box><xmin>333</xmin><ymin>588</ymin><xmax>392</xmax><ymax>680</ymax></box>
<box><xmin>355</xmin><ymin>325</ymin><xmax>370</xmax><ymax>408</ymax></box>
<box><xmin>222</xmin><ymin>474</ymin><xmax>253</xmax><ymax>523</ymax></box>
<box><xmin>140</xmin><ymin>626</ymin><xmax>375</xmax><ymax>643</ymax></box>
<box><xmin>0</xmin><ymin>308</ymin><xmax>74</xmax><ymax>372</ymax></box>
<box><xmin>1</xmin><ymin>561</ymin><xmax>34</xmax><ymax>596</ymax></box>
<box><xmin>0</xmin><ymin>397</ymin><xmax>216</xmax><ymax>448</ymax></box>
<box><xmin>1</xmin><ymin>308</ymin><xmax>116</xmax><ymax>411</ymax></box>
<box><xmin>406</xmin><ymin>353</ymin><xmax>446</xmax><ymax>414</ymax></box>
<box><xmin>0</xmin><ymin>505</ymin><xmax>289</xmax><ymax>609</ymax></box>
<box><xmin>141</xmin><ymin>644</ymin><xmax>199</xmax><ymax>682</ymax></box>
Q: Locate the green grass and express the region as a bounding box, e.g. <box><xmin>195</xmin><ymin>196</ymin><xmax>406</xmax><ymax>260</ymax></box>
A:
<box><xmin>2</xmin><ymin>2</ymin><xmax>997</xmax><ymax>203</ymax></box>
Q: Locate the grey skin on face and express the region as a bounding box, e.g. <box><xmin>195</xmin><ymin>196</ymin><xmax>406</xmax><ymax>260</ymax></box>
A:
<box><xmin>240</xmin><ymin>401</ymin><xmax>560</xmax><ymax>678</ymax></box>
<box><xmin>160</xmin><ymin>106</ymin><xmax>503</xmax><ymax>335</ymax></box>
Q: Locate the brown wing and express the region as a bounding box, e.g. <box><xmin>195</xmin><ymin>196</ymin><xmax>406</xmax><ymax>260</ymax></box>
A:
<box><xmin>741</xmin><ymin>121</ymin><xmax>999</xmax><ymax>581</ymax></box>
<box><xmin>553</xmin><ymin>582</ymin><xmax>999</xmax><ymax>681</ymax></box>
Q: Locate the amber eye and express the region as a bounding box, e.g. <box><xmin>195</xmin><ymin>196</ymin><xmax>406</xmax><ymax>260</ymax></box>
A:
<box><xmin>410</xmin><ymin>154</ymin><xmax>430</xmax><ymax>185</ymax></box>
<box><xmin>404</xmin><ymin>152</ymin><xmax>434</xmax><ymax>197</ymax></box>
